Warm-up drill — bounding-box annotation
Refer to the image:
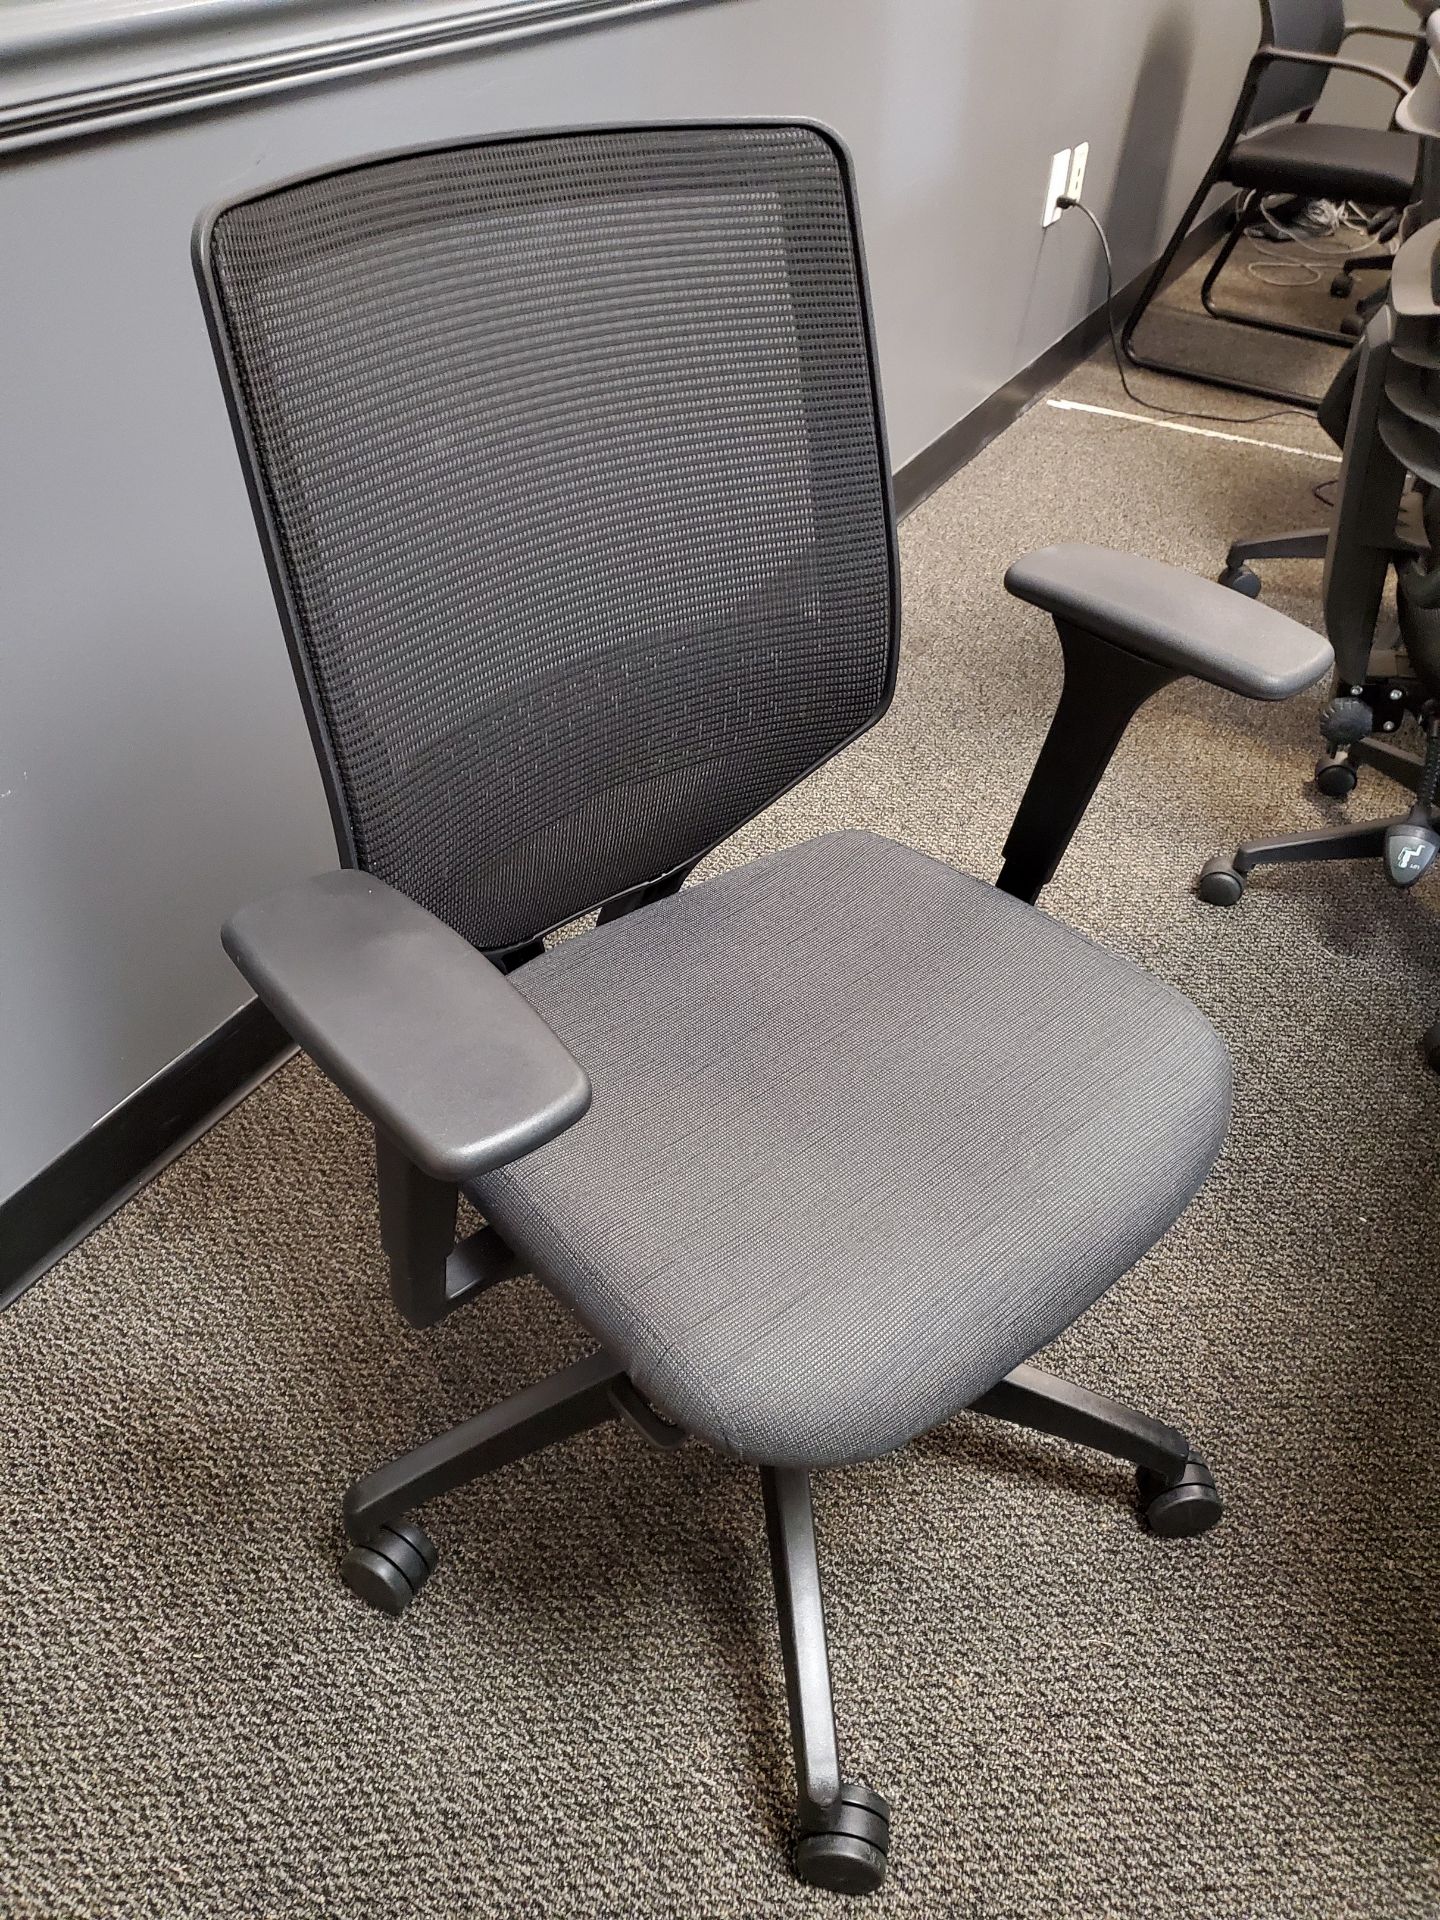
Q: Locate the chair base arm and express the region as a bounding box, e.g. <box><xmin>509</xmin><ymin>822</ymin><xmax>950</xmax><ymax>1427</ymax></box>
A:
<box><xmin>1199</xmin><ymin>818</ymin><xmax>1394</xmax><ymax>898</ymax></box>
<box><xmin>1353</xmin><ymin>735</ymin><xmax>1427</xmax><ymax>790</ymax></box>
<box><xmin>1225</xmin><ymin>525</ymin><xmax>1331</xmax><ymax>573</ymax></box>
<box><xmin>342</xmin><ymin>1349</ymin><xmax>625</xmax><ymax>1545</ymax></box>
<box><xmin>761</xmin><ymin>1466</ymin><xmax>891</xmax><ymax>1896</ymax></box>
<box><xmin>970</xmin><ymin>1362</ymin><xmax>1223</xmax><ymax>1538</ymax></box>
<box><xmin>971</xmin><ymin>1362</ymin><xmax>1189</xmax><ymax>1478</ymax></box>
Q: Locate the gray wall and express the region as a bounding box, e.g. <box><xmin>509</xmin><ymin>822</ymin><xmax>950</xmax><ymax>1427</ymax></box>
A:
<box><xmin>0</xmin><ymin>0</ymin><xmax>1270</xmax><ymax>1202</ymax></box>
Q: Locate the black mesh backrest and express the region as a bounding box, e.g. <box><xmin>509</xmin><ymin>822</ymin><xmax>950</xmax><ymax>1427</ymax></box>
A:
<box><xmin>1246</xmin><ymin>0</ymin><xmax>1346</xmax><ymax>131</ymax></box>
<box><xmin>202</xmin><ymin>125</ymin><xmax>897</xmax><ymax>954</ymax></box>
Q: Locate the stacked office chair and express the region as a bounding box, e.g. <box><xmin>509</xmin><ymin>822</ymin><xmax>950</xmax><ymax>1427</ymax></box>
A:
<box><xmin>1218</xmin><ymin>5</ymin><xmax>1440</xmax><ymax>695</ymax></box>
<box><xmin>1123</xmin><ymin>0</ymin><xmax>1421</xmax><ymax>408</ymax></box>
<box><xmin>198</xmin><ymin>125</ymin><xmax>1332</xmax><ymax>1893</ymax></box>
<box><xmin>1217</xmin><ymin>307</ymin><xmax>1439</xmax><ymax>800</ymax></box>
<box><xmin>1330</xmin><ymin>15</ymin><xmax>1435</xmax><ymax>318</ymax></box>
<box><xmin>1201</xmin><ymin>215</ymin><xmax>1440</xmax><ymax>1066</ymax></box>
<box><xmin>1219</xmin><ymin>314</ymin><xmax>1430</xmax><ymax>801</ymax></box>
<box><xmin>1217</xmin><ymin>335</ymin><xmax>1362</xmax><ymax>608</ymax></box>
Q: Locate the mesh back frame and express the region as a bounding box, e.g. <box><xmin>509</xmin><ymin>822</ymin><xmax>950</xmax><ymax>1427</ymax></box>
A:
<box><xmin>201</xmin><ymin>125</ymin><xmax>898</xmax><ymax>954</ymax></box>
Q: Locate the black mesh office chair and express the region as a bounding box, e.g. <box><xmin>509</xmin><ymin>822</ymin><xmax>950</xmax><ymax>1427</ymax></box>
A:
<box><xmin>1122</xmin><ymin>0</ymin><xmax>1420</xmax><ymax>409</ymax></box>
<box><xmin>1201</xmin><ymin>219</ymin><xmax>1440</xmax><ymax>1023</ymax></box>
<box><xmin>198</xmin><ymin>125</ymin><xmax>1332</xmax><ymax>1894</ymax></box>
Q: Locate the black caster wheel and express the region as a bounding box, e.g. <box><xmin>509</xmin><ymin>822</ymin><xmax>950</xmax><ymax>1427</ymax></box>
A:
<box><xmin>1218</xmin><ymin>565</ymin><xmax>1261</xmax><ymax>599</ymax></box>
<box><xmin>1329</xmin><ymin>270</ymin><xmax>1354</xmax><ymax>300</ymax></box>
<box><xmin>340</xmin><ymin>1519</ymin><xmax>437</xmax><ymax>1616</ymax></box>
<box><xmin>1424</xmin><ymin>1021</ymin><xmax>1440</xmax><ymax>1072</ymax></box>
<box><xmin>1315</xmin><ymin>753</ymin><xmax>1358</xmax><ymax>799</ymax></box>
<box><xmin>1138</xmin><ymin>1453</ymin><xmax>1223</xmax><ymax>1539</ymax></box>
<box><xmin>1197</xmin><ymin>857</ymin><xmax>1245</xmax><ymax>906</ymax></box>
<box><xmin>792</xmin><ymin>1783</ymin><xmax>891</xmax><ymax>1896</ymax></box>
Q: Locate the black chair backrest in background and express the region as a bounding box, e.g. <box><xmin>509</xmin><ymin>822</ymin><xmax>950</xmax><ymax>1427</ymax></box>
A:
<box><xmin>1246</xmin><ymin>0</ymin><xmax>1347</xmax><ymax>133</ymax></box>
<box><xmin>1322</xmin><ymin>217</ymin><xmax>1440</xmax><ymax>688</ymax></box>
<box><xmin>1322</xmin><ymin>305</ymin><xmax>1403</xmax><ymax>686</ymax></box>
<box><xmin>1382</xmin><ymin>216</ymin><xmax>1440</xmax><ymax>693</ymax></box>
<box><xmin>1304</xmin><ymin>12</ymin><xmax>1440</xmax><ymax>461</ymax></box>
<box><xmin>200</xmin><ymin>125</ymin><xmax>899</xmax><ymax>959</ymax></box>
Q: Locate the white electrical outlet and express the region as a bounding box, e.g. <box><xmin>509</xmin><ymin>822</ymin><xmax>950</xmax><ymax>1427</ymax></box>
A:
<box><xmin>1042</xmin><ymin>147</ymin><xmax>1071</xmax><ymax>228</ymax></box>
<box><xmin>1066</xmin><ymin>141</ymin><xmax>1089</xmax><ymax>206</ymax></box>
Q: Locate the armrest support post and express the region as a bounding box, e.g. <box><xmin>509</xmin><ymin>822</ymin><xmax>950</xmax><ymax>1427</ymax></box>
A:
<box><xmin>997</xmin><ymin>544</ymin><xmax>1333</xmax><ymax>900</ymax></box>
<box><xmin>996</xmin><ymin>621</ymin><xmax>1179</xmax><ymax>905</ymax></box>
<box><xmin>223</xmin><ymin>868</ymin><xmax>590</xmax><ymax>1328</ymax></box>
<box><xmin>375</xmin><ymin>1130</ymin><xmax>459</xmax><ymax>1328</ymax></box>
<box><xmin>375</xmin><ymin>1128</ymin><xmax>526</xmax><ymax>1329</ymax></box>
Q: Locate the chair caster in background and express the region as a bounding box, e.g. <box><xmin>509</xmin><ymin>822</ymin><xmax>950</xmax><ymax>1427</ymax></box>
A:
<box><xmin>1197</xmin><ymin>857</ymin><xmax>1245</xmax><ymax>905</ymax></box>
<box><xmin>1138</xmin><ymin>1452</ymin><xmax>1223</xmax><ymax>1538</ymax></box>
<box><xmin>1315</xmin><ymin>752</ymin><xmax>1359</xmax><ymax>798</ymax></box>
<box><xmin>1218</xmin><ymin>564</ymin><xmax>1261</xmax><ymax>598</ymax></box>
<box><xmin>340</xmin><ymin>1518</ymin><xmax>438</xmax><ymax>1615</ymax></box>
<box><xmin>793</xmin><ymin>1783</ymin><xmax>891</xmax><ymax>1896</ymax></box>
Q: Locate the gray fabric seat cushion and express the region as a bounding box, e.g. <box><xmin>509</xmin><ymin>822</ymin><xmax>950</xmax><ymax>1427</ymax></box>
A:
<box><xmin>1225</xmin><ymin>121</ymin><xmax>1418</xmax><ymax>206</ymax></box>
<box><xmin>469</xmin><ymin>832</ymin><xmax>1231</xmax><ymax>1467</ymax></box>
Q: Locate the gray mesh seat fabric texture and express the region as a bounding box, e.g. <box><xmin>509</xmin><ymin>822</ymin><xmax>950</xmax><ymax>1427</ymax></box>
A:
<box><xmin>469</xmin><ymin>831</ymin><xmax>1233</xmax><ymax>1468</ymax></box>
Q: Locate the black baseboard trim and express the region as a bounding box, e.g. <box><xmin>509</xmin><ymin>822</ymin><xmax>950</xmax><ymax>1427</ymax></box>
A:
<box><xmin>0</xmin><ymin>1002</ymin><xmax>293</xmax><ymax>1311</ymax></box>
<box><xmin>893</xmin><ymin>209</ymin><xmax>1228</xmax><ymax>518</ymax></box>
<box><xmin>1</xmin><ymin>208</ymin><xmax>1229</xmax><ymax>1311</ymax></box>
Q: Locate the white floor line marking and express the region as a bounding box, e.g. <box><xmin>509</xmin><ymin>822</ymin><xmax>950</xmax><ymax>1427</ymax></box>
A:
<box><xmin>1045</xmin><ymin>396</ymin><xmax>1341</xmax><ymax>462</ymax></box>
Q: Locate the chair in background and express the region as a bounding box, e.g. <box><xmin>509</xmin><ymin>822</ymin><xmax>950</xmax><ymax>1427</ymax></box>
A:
<box><xmin>1218</xmin><ymin>319</ymin><xmax>1432</xmax><ymax>801</ymax></box>
<box><xmin>1200</xmin><ymin>215</ymin><xmax>1440</xmax><ymax>1066</ymax></box>
<box><xmin>1214</xmin><ymin>335</ymin><xmax>1389</xmax><ymax>642</ymax></box>
<box><xmin>198</xmin><ymin>125</ymin><xmax>1332</xmax><ymax>1894</ymax></box>
<box><xmin>1122</xmin><ymin>0</ymin><xmax>1419</xmax><ymax>409</ymax></box>
<box><xmin>1216</xmin><ymin>5</ymin><xmax>1440</xmax><ymax>679</ymax></box>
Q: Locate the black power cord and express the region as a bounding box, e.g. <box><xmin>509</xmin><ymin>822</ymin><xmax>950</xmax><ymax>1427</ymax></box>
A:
<box><xmin>1055</xmin><ymin>195</ymin><xmax>1311</xmax><ymax>427</ymax></box>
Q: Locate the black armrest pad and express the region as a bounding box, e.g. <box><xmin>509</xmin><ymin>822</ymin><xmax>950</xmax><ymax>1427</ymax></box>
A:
<box><xmin>1006</xmin><ymin>545</ymin><xmax>1333</xmax><ymax>699</ymax></box>
<box><xmin>223</xmin><ymin>871</ymin><xmax>590</xmax><ymax>1183</ymax></box>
